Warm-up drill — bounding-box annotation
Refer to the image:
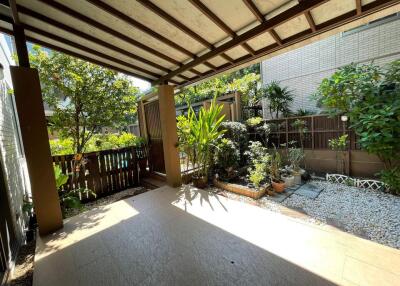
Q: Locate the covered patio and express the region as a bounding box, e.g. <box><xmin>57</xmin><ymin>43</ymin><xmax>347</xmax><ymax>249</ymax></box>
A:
<box><xmin>34</xmin><ymin>185</ymin><xmax>400</xmax><ymax>286</ymax></box>
<box><xmin>0</xmin><ymin>0</ymin><xmax>399</xmax><ymax>285</ymax></box>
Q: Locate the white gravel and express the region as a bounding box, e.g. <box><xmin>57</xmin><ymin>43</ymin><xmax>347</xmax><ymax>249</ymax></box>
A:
<box><xmin>282</xmin><ymin>180</ymin><xmax>400</xmax><ymax>249</ymax></box>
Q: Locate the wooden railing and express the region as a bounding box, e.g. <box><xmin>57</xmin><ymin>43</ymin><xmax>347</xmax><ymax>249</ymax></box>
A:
<box><xmin>249</xmin><ymin>114</ymin><xmax>359</xmax><ymax>150</ymax></box>
<box><xmin>52</xmin><ymin>146</ymin><xmax>147</xmax><ymax>200</ymax></box>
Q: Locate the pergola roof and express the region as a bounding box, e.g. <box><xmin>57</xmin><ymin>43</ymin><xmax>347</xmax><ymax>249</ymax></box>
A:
<box><xmin>0</xmin><ymin>0</ymin><xmax>399</xmax><ymax>87</ymax></box>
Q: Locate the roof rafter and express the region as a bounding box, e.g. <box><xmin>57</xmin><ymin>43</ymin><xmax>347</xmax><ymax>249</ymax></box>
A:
<box><xmin>86</xmin><ymin>0</ymin><xmax>194</xmax><ymax>59</ymax></box>
<box><xmin>179</xmin><ymin>0</ymin><xmax>398</xmax><ymax>87</ymax></box>
<box><xmin>155</xmin><ymin>0</ymin><xmax>327</xmax><ymax>85</ymax></box>
<box><xmin>304</xmin><ymin>11</ymin><xmax>317</xmax><ymax>32</ymax></box>
<box><xmin>16</xmin><ymin>5</ymin><xmax>171</xmax><ymax>73</ymax></box>
<box><xmin>136</xmin><ymin>0</ymin><xmax>234</xmax><ymax>64</ymax></box>
<box><xmin>38</xmin><ymin>0</ymin><xmax>181</xmax><ymax>66</ymax></box>
<box><xmin>242</xmin><ymin>0</ymin><xmax>282</xmax><ymax>46</ymax></box>
<box><xmin>356</xmin><ymin>0</ymin><xmax>362</xmax><ymax>15</ymax></box>
<box><xmin>188</xmin><ymin>0</ymin><xmax>256</xmax><ymax>55</ymax></box>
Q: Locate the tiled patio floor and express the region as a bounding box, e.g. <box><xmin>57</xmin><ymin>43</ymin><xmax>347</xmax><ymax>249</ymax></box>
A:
<box><xmin>34</xmin><ymin>185</ymin><xmax>400</xmax><ymax>286</ymax></box>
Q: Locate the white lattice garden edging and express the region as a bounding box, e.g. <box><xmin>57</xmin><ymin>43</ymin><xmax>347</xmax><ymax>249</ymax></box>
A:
<box><xmin>326</xmin><ymin>174</ymin><xmax>387</xmax><ymax>191</ymax></box>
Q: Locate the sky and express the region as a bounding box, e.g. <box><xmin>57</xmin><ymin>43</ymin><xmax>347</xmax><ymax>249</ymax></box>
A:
<box><xmin>130</xmin><ymin>76</ymin><xmax>151</xmax><ymax>92</ymax></box>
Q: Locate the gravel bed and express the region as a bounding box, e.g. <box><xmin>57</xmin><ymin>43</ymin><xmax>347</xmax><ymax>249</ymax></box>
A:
<box><xmin>209</xmin><ymin>180</ymin><xmax>400</xmax><ymax>249</ymax></box>
<box><xmin>282</xmin><ymin>180</ymin><xmax>400</xmax><ymax>249</ymax></box>
<box><xmin>64</xmin><ymin>186</ymin><xmax>150</xmax><ymax>218</ymax></box>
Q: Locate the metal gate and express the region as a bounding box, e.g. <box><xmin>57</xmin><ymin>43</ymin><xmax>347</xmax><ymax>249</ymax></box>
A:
<box><xmin>143</xmin><ymin>100</ymin><xmax>165</xmax><ymax>173</ymax></box>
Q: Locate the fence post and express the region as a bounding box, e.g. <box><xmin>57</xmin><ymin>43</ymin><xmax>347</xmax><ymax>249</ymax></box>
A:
<box><xmin>311</xmin><ymin>116</ymin><xmax>315</xmax><ymax>150</ymax></box>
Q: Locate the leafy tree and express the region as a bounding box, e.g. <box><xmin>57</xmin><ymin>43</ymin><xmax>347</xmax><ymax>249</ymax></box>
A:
<box><xmin>315</xmin><ymin>61</ymin><xmax>400</xmax><ymax>189</ymax></box>
<box><xmin>29</xmin><ymin>45</ymin><xmax>140</xmax><ymax>154</ymax></box>
<box><xmin>264</xmin><ymin>81</ymin><xmax>294</xmax><ymax>118</ymax></box>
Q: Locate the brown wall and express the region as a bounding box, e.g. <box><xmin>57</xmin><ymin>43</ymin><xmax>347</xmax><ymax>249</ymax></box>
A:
<box><xmin>304</xmin><ymin>150</ymin><xmax>383</xmax><ymax>178</ymax></box>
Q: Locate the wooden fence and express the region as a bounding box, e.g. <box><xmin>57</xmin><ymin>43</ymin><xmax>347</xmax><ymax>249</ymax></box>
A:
<box><xmin>249</xmin><ymin>114</ymin><xmax>359</xmax><ymax>150</ymax></box>
<box><xmin>53</xmin><ymin>146</ymin><xmax>147</xmax><ymax>200</ymax></box>
<box><xmin>249</xmin><ymin>115</ymin><xmax>383</xmax><ymax>177</ymax></box>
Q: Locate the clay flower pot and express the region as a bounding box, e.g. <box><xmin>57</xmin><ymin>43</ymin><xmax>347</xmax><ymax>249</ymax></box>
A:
<box><xmin>271</xmin><ymin>180</ymin><xmax>285</xmax><ymax>193</ymax></box>
<box><xmin>192</xmin><ymin>175</ymin><xmax>208</xmax><ymax>189</ymax></box>
<box><xmin>282</xmin><ymin>175</ymin><xmax>294</xmax><ymax>187</ymax></box>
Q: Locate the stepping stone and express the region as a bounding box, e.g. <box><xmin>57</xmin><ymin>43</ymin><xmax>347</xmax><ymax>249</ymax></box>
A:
<box><xmin>294</xmin><ymin>183</ymin><xmax>323</xmax><ymax>199</ymax></box>
<box><xmin>269</xmin><ymin>192</ymin><xmax>289</xmax><ymax>203</ymax></box>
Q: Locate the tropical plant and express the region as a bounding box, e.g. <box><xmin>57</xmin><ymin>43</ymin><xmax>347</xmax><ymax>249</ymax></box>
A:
<box><xmin>214</xmin><ymin>138</ymin><xmax>239</xmax><ymax>179</ymax></box>
<box><xmin>177</xmin><ymin>97</ymin><xmax>226</xmax><ymax>179</ymax></box>
<box><xmin>264</xmin><ymin>81</ymin><xmax>294</xmax><ymax>118</ymax></box>
<box><xmin>30</xmin><ymin>45</ymin><xmax>140</xmax><ymax>155</ymax></box>
<box><xmin>54</xmin><ymin>165</ymin><xmax>96</xmax><ymax>213</ymax></box>
<box><xmin>295</xmin><ymin>108</ymin><xmax>316</xmax><ymax>116</ymax></box>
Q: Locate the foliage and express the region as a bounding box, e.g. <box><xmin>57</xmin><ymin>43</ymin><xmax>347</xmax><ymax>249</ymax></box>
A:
<box><xmin>328</xmin><ymin>134</ymin><xmax>348</xmax><ymax>151</ymax></box>
<box><xmin>246</xmin><ymin>116</ymin><xmax>263</xmax><ymax>127</ymax></box>
<box><xmin>256</xmin><ymin>123</ymin><xmax>271</xmax><ymax>146</ymax></box>
<box><xmin>288</xmin><ymin>148</ymin><xmax>304</xmax><ymax>172</ymax></box>
<box><xmin>177</xmin><ymin>97</ymin><xmax>226</xmax><ymax>178</ymax></box>
<box><xmin>54</xmin><ymin>165</ymin><xmax>69</xmax><ymax>189</ymax></box>
<box><xmin>295</xmin><ymin>108</ymin><xmax>316</xmax><ymax>116</ymax></box>
<box><xmin>315</xmin><ymin>60</ymin><xmax>400</xmax><ymax>170</ymax></box>
<box><xmin>264</xmin><ymin>81</ymin><xmax>294</xmax><ymax>118</ymax></box>
<box><xmin>50</xmin><ymin>133</ymin><xmax>145</xmax><ymax>155</ymax></box>
<box><xmin>214</xmin><ymin>138</ymin><xmax>239</xmax><ymax>178</ymax></box>
<box><xmin>378</xmin><ymin>167</ymin><xmax>400</xmax><ymax>195</ymax></box>
<box><xmin>30</xmin><ymin>45</ymin><xmax>140</xmax><ymax>154</ymax></box>
<box><xmin>50</xmin><ymin>137</ymin><xmax>74</xmax><ymax>155</ymax></box>
<box><xmin>269</xmin><ymin>148</ymin><xmax>282</xmax><ymax>182</ymax></box>
<box><xmin>314</xmin><ymin>63</ymin><xmax>381</xmax><ymax>116</ymax></box>
<box><xmin>220</xmin><ymin>121</ymin><xmax>248</xmax><ymax>149</ymax></box>
<box><xmin>245</xmin><ymin>141</ymin><xmax>270</xmax><ymax>187</ymax></box>
<box><xmin>175</xmin><ymin>72</ymin><xmax>260</xmax><ymax>107</ymax></box>
<box><xmin>249</xmin><ymin>162</ymin><xmax>267</xmax><ymax>188</ymax></box>
<box><xmin>291</xmin><ymin>119</ymin><xmax>308</xmax><ymax>150</ymax></box>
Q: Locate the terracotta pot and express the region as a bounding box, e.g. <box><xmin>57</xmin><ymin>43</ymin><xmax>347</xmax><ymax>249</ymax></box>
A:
<box><xmin>192</xmin><ymin>175</ymin><xmax>208</xmax><ymax>189</ymax></box>
<box><xmin>271</xmin><ymin>181</ymin><xmax>285</xmax><ymax>193</ymax></box>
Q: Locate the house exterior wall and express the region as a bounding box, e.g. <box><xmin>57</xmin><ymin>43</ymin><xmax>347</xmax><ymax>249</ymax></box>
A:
<box><xmin>0</xmin><ymin>35</ymin><xmax>29</xmax><ymax>245</ymax></box>
<box><xmin>261</xmin><ymin>14</ymin><xmax>400</xmax><ymax>118</ymax></box>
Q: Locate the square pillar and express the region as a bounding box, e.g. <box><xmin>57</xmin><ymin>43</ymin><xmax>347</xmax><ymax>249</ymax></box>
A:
<box><xmin>158</xmin><ymin>85</ymin><xmax>181</xmax><ymax>187</ymax></box>
<box><xmin>11</xmin><ymin>67</ymin><xmax>63</xmax><ymax>235</ymax></box>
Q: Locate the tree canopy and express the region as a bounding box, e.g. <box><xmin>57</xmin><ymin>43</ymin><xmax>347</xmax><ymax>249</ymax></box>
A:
<box><xmin>29</xmin><ymin>45</ymin><xmax>140</xmax><ymax>153</ymax></box>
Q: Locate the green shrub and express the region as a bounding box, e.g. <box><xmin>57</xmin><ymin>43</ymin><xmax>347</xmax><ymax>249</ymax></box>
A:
<box><xmin>246</xmin><ymin>117</ymin><xmax>263</xmax><ymax>127</ymax></box>
<box><xmin>49</xmin><ymin>138</ymin><xmax>74</xmax><ymax>155</ymax></box>
<box><xmin>214</xmin><ymin>138</ymin><xmax>239</xmax><ymax>176</ymax></box>
<box><xmin>220</xmin><ymin>121</ymin><xmax>248</xmax><ymax>163</ymax></box>
<box><xmin>378</xmin><ymin>167</ymin><xmax>400</xmax><ymax>195</ymax></box>
<box><xmin>249</xmin><ymin>162</ymin><xmax>267</xmax><ymax>188</ymax></box>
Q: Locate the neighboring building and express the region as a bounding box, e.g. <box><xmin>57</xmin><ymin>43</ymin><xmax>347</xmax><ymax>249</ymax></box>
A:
<box><xmin>0</xmin><ymin>34</ymin><xmax>30</xmax><ymax>282</ymax></box>
<box><xmin>261</xmin><ymin>13</ymin><xmax>400</xmax><ymax>118</ymax></box>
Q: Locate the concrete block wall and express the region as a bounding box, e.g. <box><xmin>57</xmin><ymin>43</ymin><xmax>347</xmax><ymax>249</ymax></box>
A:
<box><xmin>261</xmin><ymin>15</ymin><xmax>400</xmax><ymax>118</ymax></box>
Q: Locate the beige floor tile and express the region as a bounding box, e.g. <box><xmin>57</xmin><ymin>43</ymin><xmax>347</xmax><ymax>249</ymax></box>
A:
<box><xmin>34</xmin><ymin>185</ymin><xmax>400</xmax><ymax>286</ymax></box>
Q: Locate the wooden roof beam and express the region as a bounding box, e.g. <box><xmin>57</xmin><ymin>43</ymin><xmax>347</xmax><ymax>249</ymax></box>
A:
<box><xmin>155</xmin><ymin>0</ymin><xmax>327</xmax><ymax>84</ymax></box>
<box><xmin>356</xmin><ymin>0</ymin><xmax>362</xmax><ymax>15</ymax></box>
<box><xmin>86</xmin><ymin>0</ymin><xmax>194</xmax><ymax>58</ymax></box>
<box><xmin>136</xmin><ymin>0</ymin><xmax>234</xmax><ymax>64</ymax></box>
<box><xmin>178</xmin><ymin>0</ymin><xmax>398</xmax><ymax>88</ymax></box>
<box><xmin>16</xmin><ymin>5</ymin><xmax>171</xmax><ymax>73</ymax></box>
<box><xmin>304</xmin><ymin>11</ymin><xmax>317</xmax><ymax>32</ymax></box>
<box><xmin>188</xmin><ymin>0</ymin><xmax>255</xmax><ymax>55</ymax></box>
<box><xmin>38</xmin><ymin>0</ymin><xmax>181</xmax><ymax>66</ymax></box>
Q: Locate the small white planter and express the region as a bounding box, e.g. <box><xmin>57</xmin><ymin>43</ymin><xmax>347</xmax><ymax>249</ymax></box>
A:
<box><xmin>292</xmin><ymin>173</ymin><xmax>302</xmax><ymax>185</ymax></box>
<box><xmin>282</xmin><ymin>175</ymin><xmax>294</xmax><ymax>187</ymax></box>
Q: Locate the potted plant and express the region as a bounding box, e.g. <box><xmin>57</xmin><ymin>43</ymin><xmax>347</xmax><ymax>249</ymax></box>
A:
<box><xmin>270</xmin><ymin>149</ymin><xmax>285</xmax><ymax>193</ymax></box>
<box><xmin>177</xmin><ymin>97</ymin><xmax>225</xmax><ymax>189</ymax></box>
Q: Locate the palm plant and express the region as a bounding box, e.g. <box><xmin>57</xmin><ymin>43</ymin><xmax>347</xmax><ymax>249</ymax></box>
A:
<box><xmin>265</xmin><ymin>81</ymin><xmax>294</xmax><ymax>118</ymax></box>
<box><xmin>177</xmin><ymin>97</ymin><xmax>226</xmax><ymax>184</ymax></box>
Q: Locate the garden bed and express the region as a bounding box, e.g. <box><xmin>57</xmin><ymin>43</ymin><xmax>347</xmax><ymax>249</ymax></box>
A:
<box><xmin>208</xmin><ymin>180</ymin><xmax>400</xmax><ymax>249</ymax></box>
<box><xmin>213</xmin><ymin>178</ymin><xmax>269</xmax><ymax>199</ymax></box>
